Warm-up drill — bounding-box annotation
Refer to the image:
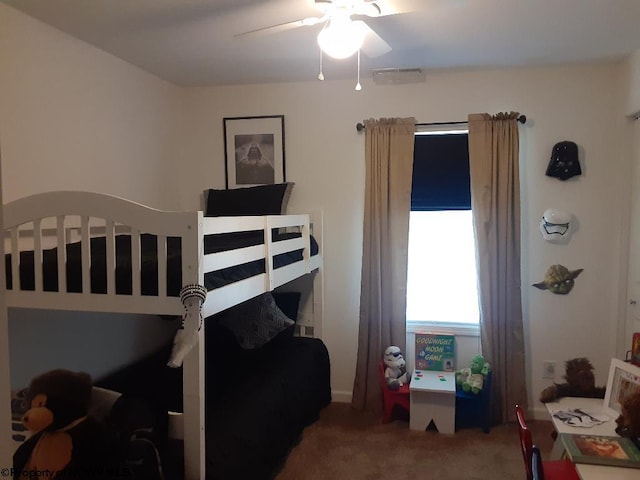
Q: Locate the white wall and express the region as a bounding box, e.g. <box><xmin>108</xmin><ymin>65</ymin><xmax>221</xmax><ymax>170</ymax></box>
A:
<box><xmin>177</xmin><ymin>64</ymin><xmax>629</xmax><ymax>413</ymax></box>
<box><xmin>0</xmin><ymin>5</ymin><xmax>181</xmax><ymax>389</ymax></box>
<box><xmin>622</xmin><ymin>52</ymin><xmax>640</xmax><ymax>362</ymax></box>
<box><xmin>1</xmin><ymin>5</ymin><xmax>633</xmax><ymax>418</ymax></box>
<box><xmin>624</xmin><ymin>49</ymin><xmax>640</xmax><ymax>116</ymax></box>
<box><xmin>0</xmin><ymin>4</ymin><xmax>182</xmax><ymax>209</ymax></box>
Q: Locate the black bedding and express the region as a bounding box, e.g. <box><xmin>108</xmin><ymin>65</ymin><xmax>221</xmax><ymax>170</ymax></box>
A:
<box><xmin>96</xmin><ymin>321</ymin><xmax>331</xmax><ymax>480</ymax></box>
<box><xmin>5</xmin><ymin>231</ymin><xmax>319</xmax><ymax>295</ymax></box>
<box><xmin>204</xmin><ymin>330</ymin><xmax>331</xmax><ymax>480</ymax></box>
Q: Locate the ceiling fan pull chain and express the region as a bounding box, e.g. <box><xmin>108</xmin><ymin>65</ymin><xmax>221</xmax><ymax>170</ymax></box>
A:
<box><xmin>355</xmin><ymin>48</ymin><xmax>362</xmax><ymax>90</ymax></box>
<box><xmin>318</xmin><ymin>47</ymin><xmax>325</xmax><ymax>81</ymax></box>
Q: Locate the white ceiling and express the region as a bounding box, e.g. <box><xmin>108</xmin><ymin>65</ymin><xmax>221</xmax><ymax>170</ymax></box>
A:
<box><xmin>4</xmin><ymin>0</ymin><xmax>640</xmax><ymax>87</ymax></box>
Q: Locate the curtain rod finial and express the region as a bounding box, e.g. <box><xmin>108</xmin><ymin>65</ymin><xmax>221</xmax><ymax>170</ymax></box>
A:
<box><xmin>356</xmin><ymin>122</ymin><xmax>365</xmax><ymax>133</ymax></box>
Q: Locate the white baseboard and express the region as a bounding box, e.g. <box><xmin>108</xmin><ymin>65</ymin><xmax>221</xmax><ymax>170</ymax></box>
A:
<box><xmin>532</xmin><ymin>405</ymin><xmax>553</xmax><ymax>421</ymax></box>
<box><xmin>331</xmin><ymin>390</ymin><xmax>353</xmax><ymax>403</ymax></box>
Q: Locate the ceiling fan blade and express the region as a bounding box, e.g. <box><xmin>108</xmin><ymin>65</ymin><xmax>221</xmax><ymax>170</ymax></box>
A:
<box><xmin>362</xmin><ymin>0</ymin><xmax>416</xmax><ymax>17</ymax></box>
<box><xmin>235</xmin><ymin>15</ymin><xmax>325</xmax><ymax>37</ymax></box>
<box><xmin>358</xmin><ymin>20</ymin><xmax>391</xmax><ymax>57</ymax></box>
<box><xmin>362</xmin><ymin>0</ymin><xmax>464</xmax><ymax>17</ymax></box>
<box><xmin>315</xmin><ymin>0</ymin><xmax>411</xmax><ymax>18</ymax></box>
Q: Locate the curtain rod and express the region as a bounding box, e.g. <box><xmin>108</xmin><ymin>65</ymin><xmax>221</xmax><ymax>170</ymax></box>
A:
<box><xmin>355</xmin><ymin>114</ymin><xmax>527</xmax><ymax>133</ymax></box>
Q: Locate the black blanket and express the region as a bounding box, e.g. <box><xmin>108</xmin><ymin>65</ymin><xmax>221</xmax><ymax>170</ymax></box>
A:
<box><xmin>96</xmin><ymin>325</ymin><xmax>331</xmax><ymax>480</ymax></box>
<box><xmin>204</xmin><ymin>328</ymin><xmax>331</xmax><ymax>480</ymax></box>
<box><xmin>6</xmin><ymin>231</ymin><xmax>319</xmax><ymax>295</ymax></box>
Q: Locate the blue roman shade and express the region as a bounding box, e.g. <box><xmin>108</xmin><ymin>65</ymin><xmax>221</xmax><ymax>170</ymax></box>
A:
<box><xmin>411</xmin><ymin>133</ymin><xmax>471</xmax><ymax>211</ymax></box>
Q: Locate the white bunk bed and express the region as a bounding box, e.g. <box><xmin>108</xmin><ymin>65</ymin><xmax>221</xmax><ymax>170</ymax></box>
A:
<box><xmin>2</xmin><ymin>190</ymin><xmax>323</xmax><ymax>480</ymax></box>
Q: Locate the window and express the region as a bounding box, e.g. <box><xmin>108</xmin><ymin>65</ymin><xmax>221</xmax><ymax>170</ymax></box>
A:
<box><xmin>406</xmin><ymin>129</ymin><xmax>480</xmax><ymax>334</ymax></box>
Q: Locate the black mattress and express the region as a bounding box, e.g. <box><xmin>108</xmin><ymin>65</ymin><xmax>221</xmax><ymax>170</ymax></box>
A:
<box><xmin>5</xmin><ymin>231</ymin><xmax>319</xmax><ymax>295</ymax></box>
<box><xmin>96</xmin><ymin>323</ymin><xmax>331</xmax><ymax>480</ymax></box>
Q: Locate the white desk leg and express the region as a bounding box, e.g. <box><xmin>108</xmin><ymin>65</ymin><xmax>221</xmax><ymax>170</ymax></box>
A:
<box><xmin>550</xmin><ymin>436</ymin><xmax>565</xmax><ymax>460</ymax></box>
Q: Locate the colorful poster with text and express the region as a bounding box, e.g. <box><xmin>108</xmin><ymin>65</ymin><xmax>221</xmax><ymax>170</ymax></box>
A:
<box><xmin>415</xmin><ymin>333</ymin><xmax>455</xmax><ymax>371</ymax></box>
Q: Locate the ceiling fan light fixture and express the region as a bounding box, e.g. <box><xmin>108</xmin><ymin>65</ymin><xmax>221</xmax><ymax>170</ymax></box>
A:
<box><xmin>317</xmin><ymin>17</ymin><xmax>365</xmax><ymax>59</ymax></box>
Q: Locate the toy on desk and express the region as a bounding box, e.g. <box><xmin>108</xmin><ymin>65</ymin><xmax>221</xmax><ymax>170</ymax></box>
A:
<box><xmin>615</xmin><ymin>390</ymin><xmax>640</xmax><ymax>438</ymax></box>
<box><xmin>13</xmin><ymin>369</ymin><xmax>112</xmax><ymax>479</ymax></box>
<box><xmin>456</xmin><ymin>354</ymin><xmax>491</xmax><ymax>395</ymax></box>
<box><xmin>539</xmin><ymin>357</ymin><xmax>606</xmax><ymax>403</ymax></box>
<box><xmin>383</xmin><ymin>345</ymin><xmax>409</xmax><ymax>390</ymax></box>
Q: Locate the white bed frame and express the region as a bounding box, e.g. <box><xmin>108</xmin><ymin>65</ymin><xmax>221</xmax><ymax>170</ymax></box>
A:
<box><xmin>1</xmin><ymin>190</ymin><xmax>323</xmax><ymax>480</ymax></box>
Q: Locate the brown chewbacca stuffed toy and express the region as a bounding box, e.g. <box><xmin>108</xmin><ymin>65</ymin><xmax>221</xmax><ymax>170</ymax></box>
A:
<box><xmin>615</xmin><ymin>390</ymin><xmax>640</xmax><ymax>438</ymax></box>
<box><xmin>540</xmin><ymin>358</ymin><xmax>606</xmax><ymax>403</ymax></box>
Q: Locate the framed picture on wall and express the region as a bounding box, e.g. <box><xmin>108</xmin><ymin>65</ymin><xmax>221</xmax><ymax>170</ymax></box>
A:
<box><xmin>603</xmin><ymin>358</ymin><xmax>640</xmax><ymax>417</ymax></box>
<box><xmin>223</xmin><ymin>115</ymin><xmax>286</xmax><ymax>189</ymax></box>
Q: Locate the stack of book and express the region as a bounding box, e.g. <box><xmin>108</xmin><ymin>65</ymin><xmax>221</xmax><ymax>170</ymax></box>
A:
<box><xmin>560</xmin><ymin>433</ymin><xmax>640</xmax><ymax>468</ymax></box>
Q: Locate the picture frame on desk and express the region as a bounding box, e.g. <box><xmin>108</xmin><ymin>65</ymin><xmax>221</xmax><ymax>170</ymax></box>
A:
<box><xmin>603</xmin><ymin>358</ymin><xmax>640</xmax><ymax>418</ymax></box>
<box><xmin>631</xmin><ymin>332</ymin><xmax>640</xmax><ymax>367</ymax></box>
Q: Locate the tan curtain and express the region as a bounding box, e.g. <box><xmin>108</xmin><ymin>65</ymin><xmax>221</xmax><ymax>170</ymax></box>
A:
<box><xmin>351</xmin><ymin>117</ymin><xmax>416</xmax><ymax>413</ymax></box>
<box><xmin>467</xmin><ymin>112</ymin><xmax>528</xmax><ymax>424</ymax></box>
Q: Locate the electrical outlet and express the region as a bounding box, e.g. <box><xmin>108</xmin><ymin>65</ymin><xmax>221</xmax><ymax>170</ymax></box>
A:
<box><xmin>543</xmin><ymin>361</ymin><xmax>556</xmax><ymax>379</ymax></box>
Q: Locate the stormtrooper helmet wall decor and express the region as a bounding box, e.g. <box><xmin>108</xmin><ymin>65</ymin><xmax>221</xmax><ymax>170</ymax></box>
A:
<box><xmin>539</xmin><ymin>208</ymin><xmax>573</xmax><ymax>242</ymax></box>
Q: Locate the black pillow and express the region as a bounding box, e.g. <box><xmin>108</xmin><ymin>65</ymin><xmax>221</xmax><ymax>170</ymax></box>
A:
<box><xmin>204</xmin><ymin>183</ymin><xmax>294</xmax><ymax>217</ymax></box>
<box><xmin>218</xmin><ymin>292</ymin><xmax>294</xmax><ymax>349</ymax></box>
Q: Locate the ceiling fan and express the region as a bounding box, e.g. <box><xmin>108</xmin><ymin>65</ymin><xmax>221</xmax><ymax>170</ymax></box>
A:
<box><xmin>236</xmin><ymin>0</ymin><xmax>420</xmax><ymax>60</ymax></box>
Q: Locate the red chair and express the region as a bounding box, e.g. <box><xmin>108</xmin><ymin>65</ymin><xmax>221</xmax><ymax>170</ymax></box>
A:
<box><xmin>379</xmin><ymin>360</ymin><xmax>410</xmax><ymax>423</ymax></box>
<box><xmin>516</xmin><ymin>404</ymin><xmax>580</xmax><ymax>480</ymax></box>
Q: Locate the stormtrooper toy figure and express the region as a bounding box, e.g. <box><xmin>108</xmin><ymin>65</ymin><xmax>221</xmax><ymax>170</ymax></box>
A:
<box><xmin>383</xmin><ymin>346</ymin><xmax>409</xmax><ymax>390</ymax></box>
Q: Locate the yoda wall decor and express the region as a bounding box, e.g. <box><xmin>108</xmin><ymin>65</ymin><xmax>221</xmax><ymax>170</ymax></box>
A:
<box><xmin>532</xmin><ymin>264</ymin><xmax>583</xmax><ymax>295</ymax></box>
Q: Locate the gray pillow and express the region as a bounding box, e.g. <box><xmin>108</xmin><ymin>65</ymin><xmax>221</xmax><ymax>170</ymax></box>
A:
<box><xmin>218</xmin><ymin>292</ymin><xmax>294</xmax><ymax>349</ymax></box>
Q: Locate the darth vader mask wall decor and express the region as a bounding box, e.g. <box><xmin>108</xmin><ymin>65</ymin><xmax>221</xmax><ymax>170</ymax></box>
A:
<box><xmin>546</xmin><ymin>141</ymin><xmax>581</xmax><ymax>180</ymax></box>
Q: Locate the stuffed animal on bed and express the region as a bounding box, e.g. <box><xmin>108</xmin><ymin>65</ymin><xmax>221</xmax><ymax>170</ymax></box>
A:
<box><xmin>383</xmin><ymin>346</ymin><xmax>409</xmax><ymax>390</ymax></box>
<box><xmin>13</xmin><ymin>369</ymin><xmax>115</xmax><ymax>479</ymax></box>
<box><xmin>539</xmin><ymin>357</ymin><xmax>606</xmax><ymax>403</ymax></box>
<box><xmin>615</xmin><ymin>390</ymin><xmax>640</xmax><ymax>438</ymax></box>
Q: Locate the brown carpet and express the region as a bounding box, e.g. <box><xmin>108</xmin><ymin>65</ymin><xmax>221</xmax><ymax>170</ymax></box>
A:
<box><xmin>276</xmin><ymin>402</ymin><xmax>555</xmax><ymax>480</ymax></box>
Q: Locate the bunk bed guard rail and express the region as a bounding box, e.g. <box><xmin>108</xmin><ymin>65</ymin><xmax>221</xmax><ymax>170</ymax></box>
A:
<box><xmin>3</xmin><ymin>191</ymin><xmax>318</xmax><ymax>363</ymax></box>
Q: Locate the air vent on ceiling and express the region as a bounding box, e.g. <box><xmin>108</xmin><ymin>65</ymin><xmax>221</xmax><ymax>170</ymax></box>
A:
<box><xmin>372</xmin><ymin>68</ymin><xmax>425</xmax><ymax>85</ymax></box>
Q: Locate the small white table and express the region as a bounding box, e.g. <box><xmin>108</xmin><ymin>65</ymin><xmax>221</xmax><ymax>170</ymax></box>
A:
<box><xmin>544</xmin><ymin>397</ymin><xmax>639</xmax><ymax>480</ymax></box>
<box><xmin>409</xmin><ymin>370</ymin><xmax>456</xmax><ymax>433</ymax></box>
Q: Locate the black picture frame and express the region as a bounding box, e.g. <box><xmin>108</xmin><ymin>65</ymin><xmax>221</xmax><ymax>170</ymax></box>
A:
<box><xmin>223</xmin><ymin>115</ymin><xmax>286</xmax><ymax>188</ymax></box>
